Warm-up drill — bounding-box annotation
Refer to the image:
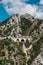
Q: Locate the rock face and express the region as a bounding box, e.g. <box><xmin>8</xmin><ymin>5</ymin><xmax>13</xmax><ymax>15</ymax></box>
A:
<box><xmin>0</xmin><ymin>13</ymin><xmax>43</xmax><ymax>65</ymax></box>
<box><xmin>0</xmin><ymin>14</ymin><xmax>39</xmax><ymax>37</ymax></box>
<box><xmin>0</xmin><ymin>13</ymin><xmax>43</xmax><ymax>43</ymax></box>
<box><xmin>0</xmin><ymin>14</ymin><xmax>22</xmax><ymax>37</ymax></box>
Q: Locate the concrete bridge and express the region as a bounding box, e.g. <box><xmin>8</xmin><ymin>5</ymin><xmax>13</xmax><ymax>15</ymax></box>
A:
<box><xmin>8</xmin><ymin>36</ymin><xmax>32</xmax><ymax>42</ymax></box>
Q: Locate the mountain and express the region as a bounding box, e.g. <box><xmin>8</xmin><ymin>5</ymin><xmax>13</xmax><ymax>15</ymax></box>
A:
<box><xmin>0</xmin><ymin>14</ymin><xmax>43</xmax><ymax>37</ymax></box>
<box><xmin>0</xmin><ymin>14</ymin><xmax>43</xmax><ymax>65</ymax></box>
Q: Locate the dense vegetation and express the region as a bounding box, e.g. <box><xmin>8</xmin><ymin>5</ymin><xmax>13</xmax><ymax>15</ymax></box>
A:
<box><xmin>21</xmin><ymin>18</ymin><xmax>32</xmax><ymax>36</ymax></box>
<box><xmin>0</xmin><ymin>37</ymin><xmax>42</xmax><ymax>65</ymax></box>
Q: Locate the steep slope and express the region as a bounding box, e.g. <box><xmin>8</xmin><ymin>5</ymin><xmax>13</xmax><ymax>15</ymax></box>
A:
<box><xmin>0</xmin><ymin>14</ymin><xmax>21</xmax><ymax>37</ymax></box>
<box><xmin>0</xmin><ymin>13</ymin><xmax>43</xmax><ymax>39</ymax></box>
<box><xmin>0</xmin><ymin>13</ymin><xmax>41</xmax><ymax>37</ymax></box>
<box><xmin>0</xmin><ymin>13</ymin><xmax>43</xmax><ymax>65</ymax></box>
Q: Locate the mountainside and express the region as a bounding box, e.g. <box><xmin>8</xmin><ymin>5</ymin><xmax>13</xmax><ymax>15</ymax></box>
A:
<box><xmin>0</xmin><ymin>14</ymin><xmax>43</xmax><ymax>65</ymax></box>
<box><xmin>0</xmin><ymin>14</ymin><xmax>43</xmax><ymax>37</ymax></box>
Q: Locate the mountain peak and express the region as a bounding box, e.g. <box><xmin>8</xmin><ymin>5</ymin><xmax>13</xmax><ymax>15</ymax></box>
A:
<box><xmin>0</xmin><ymin>13</ymin><xmax>43</xmax><ymax>38</ymax></box>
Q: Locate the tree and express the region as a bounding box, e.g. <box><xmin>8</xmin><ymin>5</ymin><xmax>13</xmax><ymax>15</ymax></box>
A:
<box><xmin>25</xmin><ymin>39</ymin><xmax>31</xmax><ymax>48</ymax></box>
